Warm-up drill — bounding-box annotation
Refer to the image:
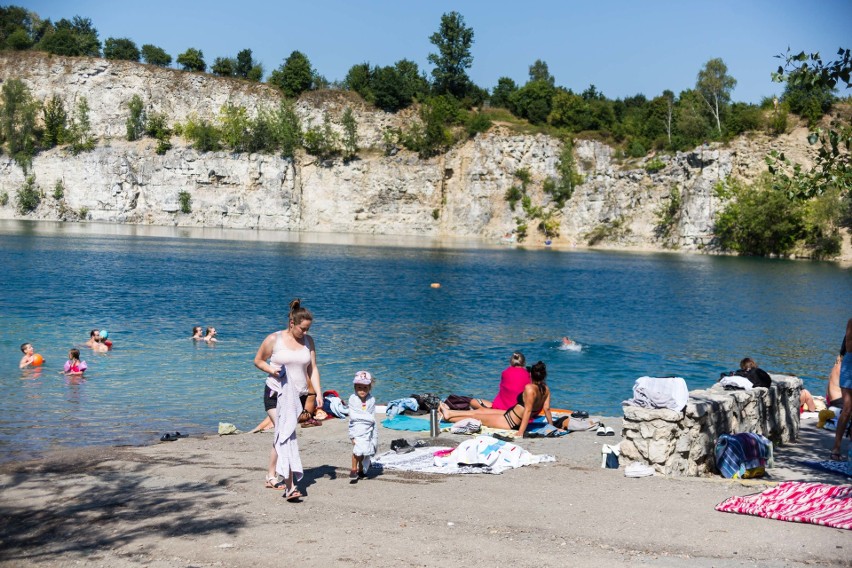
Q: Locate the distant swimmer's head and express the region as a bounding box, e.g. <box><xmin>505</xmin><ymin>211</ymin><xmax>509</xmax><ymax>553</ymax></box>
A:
<box><xmin>89</xmin><ymin>329</ymin><xmax>100</xmax><ymax>340</ymax></box>
<box><xmin>739</xmin><ymin>357</ymin><xmax>757</xmax><ymax>371</ymax></box>
<box><xmin>192</xmin><ymin>326</ymin><xmax>202</xmax><ymax>337</ymax></box>
<box><xmin>510</xmin><ymin>351</ymin><xmax>526</xmax><ymax>368</ymax></box>
<box><xmin>21</xmin><ymin>343</ymin><xmax>32</xmax><ymax>354</ymax></box>
<box><xmin>68</xmin><ymin>348</ymin><xmax>80</xmax><ymax>360</ymax></box>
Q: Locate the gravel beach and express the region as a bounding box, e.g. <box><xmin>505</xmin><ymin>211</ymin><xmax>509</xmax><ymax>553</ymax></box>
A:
<box><xmin>1</xmin><ymin>416</ymin><xmax>849</xmax><ymax>567</ymax></box>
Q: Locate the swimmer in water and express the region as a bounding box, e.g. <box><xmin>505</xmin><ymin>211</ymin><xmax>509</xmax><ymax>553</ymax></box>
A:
<box><xmin>191</xmin><ymin>326</ymin><xmax>203</xmax><ymax>340</ymax></box>
<box><xmin>64</xmin><ymin>348</ymin><xmax>88</xmax><ymax>375</ymax></box>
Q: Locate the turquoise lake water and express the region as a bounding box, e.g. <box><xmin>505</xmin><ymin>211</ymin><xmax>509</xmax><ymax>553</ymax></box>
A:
<box><xmin>1</xmin><ymin>220</ymin><xmax>849</xmax><ymax>462</ymax></box>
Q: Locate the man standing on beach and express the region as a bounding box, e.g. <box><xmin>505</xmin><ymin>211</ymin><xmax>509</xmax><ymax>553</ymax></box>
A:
<box><xmin>829</xmin><ymin>318</ymin><xmax>852</xmax><ymax>462</ymax></box>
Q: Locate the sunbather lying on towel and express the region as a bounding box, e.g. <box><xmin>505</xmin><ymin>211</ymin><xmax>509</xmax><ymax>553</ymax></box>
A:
<box><xmin>440</xmin><ymin>361</ymin><xmax>555</xmax><ymax>438</ymax></box>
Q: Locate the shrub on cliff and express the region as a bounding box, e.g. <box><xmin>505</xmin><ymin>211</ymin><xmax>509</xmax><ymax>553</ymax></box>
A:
<box><xmin>714</xmin><ymin>175</ymin><xmax>805</xmax><ymax>256</ymax></box>
<box><xmin>141</xmin><ymin>44</ymin><xmax>172</xmax><ymax>67</ymax></box>
<box><xmin>0</xmin><ymin>78</ymin><xmax>39</xmax><ymax>169</ymax></box>
<box><xmin>15</xmin><ymin>175</ymin><xmax>40</xmax><ymax>214</ymax></box>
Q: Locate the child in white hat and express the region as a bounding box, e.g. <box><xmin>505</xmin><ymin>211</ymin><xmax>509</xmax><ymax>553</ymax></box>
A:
<box><xmin>349</xmin><ymin>371</ymin><xmax>377</xmax><ymax>480</ymax></box>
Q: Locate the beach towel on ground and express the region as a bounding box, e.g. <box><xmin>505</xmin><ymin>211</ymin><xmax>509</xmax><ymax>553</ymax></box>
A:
<box><xmin>622</xmin><ymin>376</ymin><xmax>689</xmax><ymax>412</ymax></box>
<box><xmin>715</xmin><ymin>433</ymin><xmax>773</xmax><ymax>479</ymax></box>
<box><xmin>434</xmin><ymin>435</ymin><xmax>556</xmax><ymax>474</ymax></box>
<box><xmin>798</xmin><ymin>459</ymin><xmax>852</xmax><ymax>479</ymax></box>
<box><xmin>382</xmin><ymin>414</ymin><xmax>452</xmax><ymax>431</ymax></box>
<box><xmin>716</xmin><ymin>481</ymin><xmax>852</xmax><ymax>530</ymax></box>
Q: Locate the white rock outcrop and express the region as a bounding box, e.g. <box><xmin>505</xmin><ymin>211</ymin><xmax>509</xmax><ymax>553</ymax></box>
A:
<box><xmin>0</xmin><ymin>52</ymin><xmax>820</xmax><ymax>249</ymax></box>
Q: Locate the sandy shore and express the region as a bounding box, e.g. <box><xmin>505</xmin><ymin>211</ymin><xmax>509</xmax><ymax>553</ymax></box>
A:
<box><xmin>0</xmin><ymin>416</ymin><xmax>849</xmax><ymax>568</ymax></box>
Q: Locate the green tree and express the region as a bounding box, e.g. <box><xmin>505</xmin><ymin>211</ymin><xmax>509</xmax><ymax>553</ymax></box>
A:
<box><xmin>674</xmin><ymin>89</ymin><xmax>712</xmax><ymax>148</ymax></box>
<box><xmin>141</xmin><ymin>44</ymin><xmax>171</xmax><ymax>67</ymax></box>
<box><xmin>125</xmin><ymin>94</ymin><xmax>146</xmax><ymax>141</ymax></box>
<box><xmin>427</xmin><ymin>11</ymin><xmax>474</xmax><ymax>99</ymax></box>
<box><xmin>509</xmin><ymin>80</ymin><xmax>555</xmax><ymax>124</ymax></box>
<box><xmin>0</xmin><ymin>78</ymin><xmax>39</xmax><ymax>168</ymax></box>
<box><xmin>490</xmin><ymin>77</ymin><xmax>517</xmax><ymax>109</ymax></box>
<box><xmin>0</xmin><ymin>5</ymin><xmax>38</xmax><ymax>50</ymax></box>
<box><xmin>696</xmin><ymin>58</ymin><xmax>736</xmax><ymax>134</ymax></box>
<box><xmin>38</xmin><ymin>16</ymin><xmax>100</xmax><ymax>57</ymax></box>
<box><xmin>268</xmin><ymin>50</ymin><xmax>314</xmax><ymax>97</ymax></box>
<box><xmin>714</xmin><ymin>175</ymin><xmax>804</xmax><ymax>256</ymax></box>
<box><xmin>344</xmin><ymin>62</ymin><xmax>374</xmax><ymax>103</ymax></box>
<box><xmin>528</xmin><ymin>59</ymin><xmax>554</xmax><ymax>86</ymax></box>
<box><xmin>16</xmin><ymin>174</ymin><xmax>40</xmax><ymax>213</ymax></box>
<box><xmin>303</xmin><ymin>112</ymin><xmax>339</xmax><ymax>161</ymax></box>
<box><xmin>235</xmin><ymin>48</ymin><xmax>262</xmax><ymax>80</ymax></box>
<box><xmin>269</xmin><ymin>99</ymin><xmax>301</xmax><ymax>159</ymax></box>
<box><xmin>768</xmin><ymin>47</ymin><xmax>851</xmax><ymax>199</ymax></box>
<box><xmin>211</xmin><ymin>56</ymin><xmax>235</xmax><ymax>77</ymax></box>
<box><xmin>341</xmin><ymin>107</ymin><xmax>358</xmax><ymax>161</ymax></box>
<box><xmin>42</xmin><ymin>93</ymin><xmax>67</xmax><ymax>148</ymax></box>
<box><xmin>103</xmin><ymin>37</ymin><xmax>140</xmax><ymax>61</ymax></box>
<box><xmin>218</xmin><ymin>102</ymin><xmax>250</xmax><ymax>152</ymax></box>
<box><xmin>67</xmin><ymin>96</ymin><xmax>95</xmax><ymax>154</ymax></box>
<box><xmin>782</xmin><ymin>68</ymin><xmax>834</xmax><ymax>127</ymax></box>
<box><xmin>177</xmin><ymin>47</ymin><xmax>206</xmax><ymax>72</ymax></box>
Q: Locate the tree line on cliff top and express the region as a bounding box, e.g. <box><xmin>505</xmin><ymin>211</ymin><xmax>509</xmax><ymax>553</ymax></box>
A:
<box><xmin>0</xmin><ymin>6</ymin><xmax>843</xmax><ymax>152</ymax></box>
<box><xmin>1</xmin><ymin>6</ymin><xmax>850</xmax><ymax>258</ymax></box>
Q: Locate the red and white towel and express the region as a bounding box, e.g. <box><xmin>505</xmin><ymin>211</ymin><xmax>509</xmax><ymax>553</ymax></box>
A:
<box><xmin>716</xmin><ymin>481</ymin><xmax>852</xmax><ymax>530</ymax></box>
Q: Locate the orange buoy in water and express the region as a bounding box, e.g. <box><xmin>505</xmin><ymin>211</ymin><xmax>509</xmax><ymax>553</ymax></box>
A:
<box><xmin>430</xmin><ymin>283</ymin><xmax>441</xmax><ymax>288</ymax></box>
<box><xmin>31</xmin><ymin>354</ymin><xmax>44</xmax><ymax>366</ymax></box>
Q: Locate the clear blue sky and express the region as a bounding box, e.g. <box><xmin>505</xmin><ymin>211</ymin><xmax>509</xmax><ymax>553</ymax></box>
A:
<box><xmin>16</xmin><ymin>0</ymin><xmax>852</xmax><ymax>103</ymax></box>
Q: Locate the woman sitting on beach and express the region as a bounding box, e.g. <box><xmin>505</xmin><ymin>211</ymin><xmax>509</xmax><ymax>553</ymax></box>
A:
<box><xmin>469</xmin><ymin>351</ymin><xmax>531</xmax><ymax>411</ymax></box>
<box><xmin>440</xmin><ymin>360</ymin><xmax>554</xmax><ymax>438</ymax></box>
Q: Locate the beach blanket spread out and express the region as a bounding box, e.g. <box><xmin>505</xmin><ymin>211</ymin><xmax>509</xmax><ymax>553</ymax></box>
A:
<box><xmin>716</xmin><ymin>481</ymin><xmax>852</xmax><ymax>530</ymax></box>
<box><xmin>373</xmin><ymin>435</ymin><xmax>555</xmax><ymax>475</ymax></box>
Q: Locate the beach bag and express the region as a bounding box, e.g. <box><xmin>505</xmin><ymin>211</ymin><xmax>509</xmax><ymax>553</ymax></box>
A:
<box><xmin>444</xmin><ymin>394</ymin><xmax>473</xmax><ymax>410</ymax></box>
<box><xmin>715</xmin><ymin>433</ymin><xmax>773</xmax><ymax>479</ymax></box>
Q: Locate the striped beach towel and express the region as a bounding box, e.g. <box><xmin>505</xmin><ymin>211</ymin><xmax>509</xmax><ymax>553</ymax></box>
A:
<box><xmin>715</xmin><ymin>432</ymin><xmax>773</xmax><ymax>479</ymax></box>
<box><xmin>716</xmin><ymin>482</ymin><xmax>852</xmax><ymax>530</ymax></box>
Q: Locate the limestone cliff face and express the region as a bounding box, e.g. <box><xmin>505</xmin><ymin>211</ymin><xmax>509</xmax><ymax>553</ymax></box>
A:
<box><xmin>0</xmin><ymin>52</ymin><xmax>820</xmax><ymax>250</ymax></box>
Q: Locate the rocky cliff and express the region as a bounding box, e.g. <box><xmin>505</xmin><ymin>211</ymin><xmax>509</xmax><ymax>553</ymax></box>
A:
<box><xmin>0</xmin><ymin>52</ymin><xmax>826</xmax><ymax>251</ymax></box>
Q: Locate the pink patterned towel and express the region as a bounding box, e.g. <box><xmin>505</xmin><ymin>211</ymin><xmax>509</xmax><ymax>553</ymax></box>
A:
<box><xmin>716</xmin><ymin>481</ymin><xmax>852</xmax><ymax>530</ymax></box>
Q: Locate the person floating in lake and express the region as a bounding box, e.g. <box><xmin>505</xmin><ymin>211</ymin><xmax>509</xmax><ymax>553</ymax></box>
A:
<box><xmin>830</xmin><ymin>317</ymin><xmax>852</xmax><ymax>462</ymax></box>
<box><xmin>203</xmin><ymin>327</ymin><xmax>218</xmax><ymax>343</ymax></box>
<box><xmin>19</xmin><ymin>343</ymin><xmax>36</xmax><ymax>368</ymax></box>
<box><xmin>191</xmin><ymin>326</ymin><xmax>203</xmax><ymax>340</ymax></box>
<box><xmin>348</xmin><ymin>370</ymin><xmax>377</xmax><ymax>481</ymax></box>
<box><xmin>63</xmin><ymin>348</ymin><xmax>87</xmax><ymax>376</ymax></box>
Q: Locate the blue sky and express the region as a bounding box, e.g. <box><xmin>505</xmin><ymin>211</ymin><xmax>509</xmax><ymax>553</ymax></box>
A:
<box><xmin>17</xmin><ymin>0</ymin><xmax>852</xmax><ymax>103</ymax></box>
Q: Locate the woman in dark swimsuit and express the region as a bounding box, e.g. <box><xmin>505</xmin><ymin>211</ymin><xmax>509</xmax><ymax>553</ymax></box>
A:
<box><xmin>439</xmin><ymin>361</ymin><xmax>555</xmax><ymax>438</ymax></box>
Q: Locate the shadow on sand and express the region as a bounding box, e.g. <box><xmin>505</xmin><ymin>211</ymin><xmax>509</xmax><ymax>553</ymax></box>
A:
<box><xmin>0</xmin><ymin>447</ymin><xmax>247</xmax><ymax>563</ymax></box>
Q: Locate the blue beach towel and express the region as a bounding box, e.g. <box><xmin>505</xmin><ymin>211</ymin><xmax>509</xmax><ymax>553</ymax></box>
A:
<box><xmin>798</xmin><ymin>459</ymin><xmax>852</xmax><ymax>479</ymax></box>
<box><xmin>381</xmin><ymin>415</ymin><xmax>452</xmax><ymax>432</ymax></box>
